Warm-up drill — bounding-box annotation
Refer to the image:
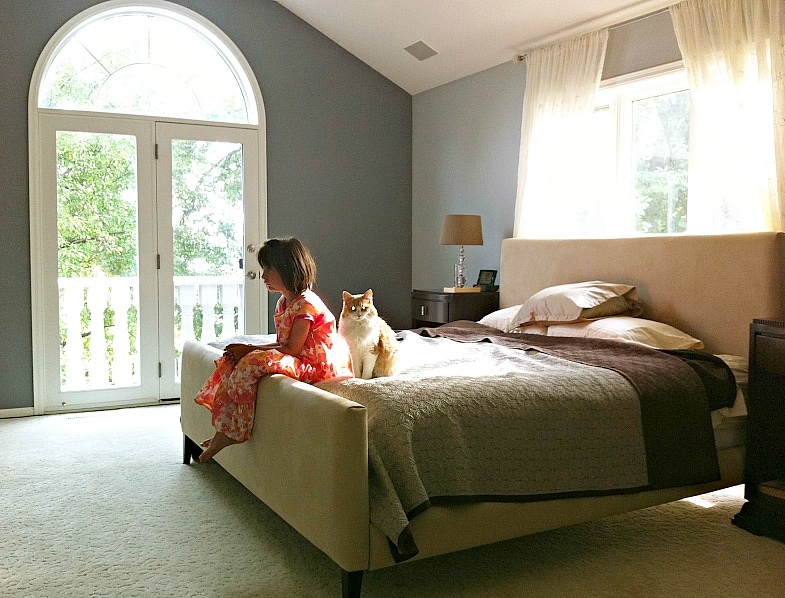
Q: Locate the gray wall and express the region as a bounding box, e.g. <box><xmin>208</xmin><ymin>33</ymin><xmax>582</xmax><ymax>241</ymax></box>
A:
<box><xmin>412</xmin><ymin>62</ymin><xmax>524</xmax><ymax>291</ymax></box>
<box><xmin>0</xmin><ymin>0</ymin><xmax>412</xmax><ymax>410</ymax></box>
<box><xmin>411</xmin><ymin>10</ymin><xmax>682</xmax><ymax>291</ymax></box>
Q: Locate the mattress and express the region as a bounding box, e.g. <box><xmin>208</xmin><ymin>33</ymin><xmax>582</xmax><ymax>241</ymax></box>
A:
<box><xmin>711</xmin><ymin>354</ymin><xmax>748</xmax><ymax>449</ymax></box>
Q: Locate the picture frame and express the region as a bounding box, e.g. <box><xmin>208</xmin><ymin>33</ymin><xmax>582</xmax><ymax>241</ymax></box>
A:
<box><xmin>476</xmin><ymin>269</ymin><xmax>497</xmax><ymax>286</ymax></box>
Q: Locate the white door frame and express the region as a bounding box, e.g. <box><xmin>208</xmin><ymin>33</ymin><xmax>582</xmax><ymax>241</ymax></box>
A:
<box><xmin>35</xmin><ymin>114</ymin><xmax>160</xmax><ymax>412</ymax></box>
<box><xmin>31</xmin><ymin>113</ymin><xmax>267</xmax><ymax>413</ymax></box>
<box><xmin>28</xmin><ymin>2</ymin><xmax>268</xmax><ymax>414</ymax></box>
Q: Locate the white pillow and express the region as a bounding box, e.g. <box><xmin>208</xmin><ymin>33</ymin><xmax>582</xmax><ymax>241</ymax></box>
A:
<box><xmin>478</xmin><ymin>305</ymin><xmax>548</xmax><ymax>334</ymax></box>
<box><xmin>478</xmin><ymin>305</ymin><xmax>522</xmax><ymax>331</ymax></box>
<box><xmin>510</xmin><ymin>281</ymin><xmax>641</xmax><ymax>329</ymax></box>
<box><xmin>546</xmin><ymin>316</ymin><xmax>704</xmax><ymax>350</ymax></box>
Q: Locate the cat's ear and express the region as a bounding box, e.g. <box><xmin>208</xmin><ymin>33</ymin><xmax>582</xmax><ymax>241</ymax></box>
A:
<box><xmin>364</xmin><ymin>289</ymin><xmax>373</xmax><ymax>299</ymax></box>
<box><xmin>342</xmin><ymin>291</ymin><xmax>351</xmax><ymax>302</ymax></box>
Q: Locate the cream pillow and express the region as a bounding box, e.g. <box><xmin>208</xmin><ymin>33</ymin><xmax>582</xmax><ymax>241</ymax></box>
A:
<box><xmin>478</xmin><ymin>305</ymin><xmax>522</xmax><ymax>331</ymax></box>
<box><xmin>478</xmin><ymin>305</ymin><xmax>548</xmax><ymax>334</ymax></box>
<box><xmin>546</xmin><ymin>316</ymin><xmax>704</xmax><ymax>350</ymax></box>
<box><xmin>510</xmin><ymin>281</ymin><xmax>641</xmax><ymax>329</ymax></box>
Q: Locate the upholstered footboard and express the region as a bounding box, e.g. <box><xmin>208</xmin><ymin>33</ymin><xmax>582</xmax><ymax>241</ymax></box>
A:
<box><xmin>180</xmin><ymin>340</ymin><xmax>370</xmax><ymax>575</ymax></box>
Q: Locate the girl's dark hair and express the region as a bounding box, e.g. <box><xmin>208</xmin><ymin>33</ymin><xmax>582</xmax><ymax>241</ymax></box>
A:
<box><xmin>257</xmin><ymin>237</ymin><xmax>316</xmax><ymax>294</ymax></box>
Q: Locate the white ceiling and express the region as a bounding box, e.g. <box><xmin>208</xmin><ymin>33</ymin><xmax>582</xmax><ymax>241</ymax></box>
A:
<box><xmin>275</xmin><ymin>0</ymin><xmax>676</xmax><ymax>95</ymax></box>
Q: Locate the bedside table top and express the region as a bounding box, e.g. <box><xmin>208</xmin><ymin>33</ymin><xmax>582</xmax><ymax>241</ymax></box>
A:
<box><xmin>753</xmin><ymin>318</ymin><xmax>785</xmax><ymax>329</ymax></box>
<box><xmin>413</xmin><ymin>289</ymin><xmax>499</xmax><ymax>296</ymax></box>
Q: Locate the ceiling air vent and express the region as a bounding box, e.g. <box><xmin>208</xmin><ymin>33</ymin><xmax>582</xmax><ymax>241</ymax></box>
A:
<box><xmin>404</xmin><ymin>41</ymin><xmax>438</xmax><ymax>61</ymax></box>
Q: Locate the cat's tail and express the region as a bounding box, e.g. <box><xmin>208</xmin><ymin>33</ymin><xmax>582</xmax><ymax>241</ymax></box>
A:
<box><xmin>372</xmin><ymin>330</ymin><xmax>399</xmax><ymax>377</ymax></box>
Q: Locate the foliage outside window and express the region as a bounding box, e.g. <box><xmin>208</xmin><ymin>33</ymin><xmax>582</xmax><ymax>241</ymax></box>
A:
<box><xmin>55</xmin><ymin>132</ymin><xmax>243</xmax><ymax>279</ymax></box>
<box><xmin>40</xmin><ymin>11</ymin><xmax>251</xmax><ymax>124</ymax></box>
<box><xmin>590</xmin><ymin>66</ymin><xmax>692</xmax><ymax>236</ymax></box>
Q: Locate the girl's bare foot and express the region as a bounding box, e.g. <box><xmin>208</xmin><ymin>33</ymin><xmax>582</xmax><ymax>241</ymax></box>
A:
<box><xmin>198</xmin><ymin>432</ymin><xmax>240</xmax><ymax>461</ymax></box>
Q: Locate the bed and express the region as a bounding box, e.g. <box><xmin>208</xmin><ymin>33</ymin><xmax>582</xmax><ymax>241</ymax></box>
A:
<box><xmin>180</xmin><ymin>232</ymin><xmax>785</xmax><ymax>597</ymax></box>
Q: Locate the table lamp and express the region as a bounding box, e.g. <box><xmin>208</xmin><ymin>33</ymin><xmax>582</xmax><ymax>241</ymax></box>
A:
<box><xmin>440</xmin><ymin>214</ymin><xmax>483</xmax><ymax>291</ymax></box>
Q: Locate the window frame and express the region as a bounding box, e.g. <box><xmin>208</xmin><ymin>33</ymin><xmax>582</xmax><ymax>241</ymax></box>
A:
<box><xmin>594</xmin><ymin>61</ymin><xmax>691</xmax><ymax>235</ymax></box>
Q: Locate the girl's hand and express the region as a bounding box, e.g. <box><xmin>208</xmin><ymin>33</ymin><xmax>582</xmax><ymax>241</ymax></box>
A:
<box><xmin>223</xmin><ymin>343</ymin><xmax>257</xmax><ymax>365</ymax></box>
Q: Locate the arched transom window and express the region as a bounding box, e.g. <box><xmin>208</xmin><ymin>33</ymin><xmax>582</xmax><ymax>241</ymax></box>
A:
<box><xmin>39</xmin><ymin>6</ymin><xmax>257</xmax><ymax>124</ymax></box>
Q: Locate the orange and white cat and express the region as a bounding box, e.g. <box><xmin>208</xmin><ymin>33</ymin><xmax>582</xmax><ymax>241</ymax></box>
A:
<box><xmin>338</xmin><ymin>289</ymin><xmax>399</xmax><ymax>379</ymax></box>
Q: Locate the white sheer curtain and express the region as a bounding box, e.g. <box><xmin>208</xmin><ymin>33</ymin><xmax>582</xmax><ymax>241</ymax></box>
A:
<box><xmin>670</xmin><ymin>0</ymin><xmax>785</xmax><ymax>232</ymax></box>
<box><xmin>513</xmin><ymin>29</ymin><xmax>608</xmax><ymax>238</ymax></box>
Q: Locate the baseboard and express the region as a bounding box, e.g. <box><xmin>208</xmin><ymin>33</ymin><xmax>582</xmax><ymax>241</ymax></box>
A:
<box><xmin>0</xmin><ymin>407</ymin><xmax>35</xmax><ymax>419</ymax></box>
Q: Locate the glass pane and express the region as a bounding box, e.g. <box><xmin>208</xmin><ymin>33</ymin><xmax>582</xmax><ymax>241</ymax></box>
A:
<box><xmin>57</xmin><ymin>131</ymin><xmax>140</xmax><ymax>391</ymax></box>
<box><xmin>631</xmin><ymin>90</ymin><xmax>690</xmax><ymax>234</ymax></box>
<box><xmin>172</xmin><ymin>139</ymin><xmax>245</xmax><ymax>380</ymax></box>
<box><xmin>40</xmin><ymin>13</ymin><xmax>249</xmax><ymax>123</ymax></box>
<box><xmin>579</xmin><ymin>104</ymin><xmax>618</xmax><ymax>235</ymax></box>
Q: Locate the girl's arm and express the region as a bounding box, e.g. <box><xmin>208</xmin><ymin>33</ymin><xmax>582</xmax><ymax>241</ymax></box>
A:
<box><xmin>276</xmin><ymin>318</ymin><xmax>311</xmax><ymax>357</ymax></box>
<box><xmin>223</xmin><ymin>318</ymin><xmax>312</xmax><ymax>363</ymax></box>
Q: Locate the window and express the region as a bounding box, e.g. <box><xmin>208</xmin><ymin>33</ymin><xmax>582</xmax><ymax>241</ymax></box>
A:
<box><xmin>590</xmin><ymin>64</ymin><xmax>691</xmax><ymax>236</ymax></box>
<box><xmin>39</xmin><ymin>7</ymin><xmax>256</xmax><ymax>124</ymax></box>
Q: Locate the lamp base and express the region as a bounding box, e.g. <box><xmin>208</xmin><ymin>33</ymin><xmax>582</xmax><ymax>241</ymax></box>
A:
<box><xmin>443</xmin><ymin>286</ymin><xmax>481</xmax><ymax>293</ymax></box>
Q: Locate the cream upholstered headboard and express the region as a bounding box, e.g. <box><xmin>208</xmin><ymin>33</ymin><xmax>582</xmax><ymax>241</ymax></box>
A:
<box><xmin>500</xmin><ymin>232</ymin><xmax>785</xmax><ymax>357</ymax></box>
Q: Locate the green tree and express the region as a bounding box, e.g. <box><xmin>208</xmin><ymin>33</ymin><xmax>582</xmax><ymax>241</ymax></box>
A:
<box><xmin>171</xmin><ymin>141</ymin><xmax>243</xmax><ymax>277</ymax></box>
<box><xmin>56</xmin><ymin>134</ymin><xmax>243</xmax><ymax>278</ymax></box>
<box><xmin>633</xmin><ymin>91</ymin><xmax>690</xmax><ymax>234</ymax></box>
<box><xmin>57</xmin><ymin>132</ymin><xmax>138</xmax><ymax>277</ymax></box>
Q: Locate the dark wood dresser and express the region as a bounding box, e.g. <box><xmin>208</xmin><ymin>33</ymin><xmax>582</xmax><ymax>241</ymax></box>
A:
<box><xmin>732</xmin><ymin>319</ymin><xmax>785</xmax><ymax>542</ymax></box>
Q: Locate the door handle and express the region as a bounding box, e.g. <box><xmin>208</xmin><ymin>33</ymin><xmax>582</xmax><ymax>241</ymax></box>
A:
<box><xmin>246</xmin><ymin>271</ymin><xmax>257</xmax><ymax>279</ymax></box>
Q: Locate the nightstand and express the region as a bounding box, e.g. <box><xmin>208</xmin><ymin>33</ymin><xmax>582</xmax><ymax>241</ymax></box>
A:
<box><xmin>732</xmin><ymin>319</ymin><xmax>785</xmax><ymax>542</ymax></box>
<box><xmin>411</xmin><ymin>289</ymin><xmax>499</xmax><ymax>328</ymax></box>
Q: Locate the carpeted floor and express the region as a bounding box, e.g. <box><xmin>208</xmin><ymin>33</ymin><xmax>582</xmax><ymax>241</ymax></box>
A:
<box><xmin>2</xmin><ymin>403</ymin><xmax>784</xmax><ymax>597</ymax></box>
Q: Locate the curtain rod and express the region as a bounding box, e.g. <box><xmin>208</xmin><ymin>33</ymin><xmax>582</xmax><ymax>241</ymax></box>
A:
<box><xmin>513</xmin><ymin>6</ymin><xmax>671</xmax><ymax>63</ymax></box>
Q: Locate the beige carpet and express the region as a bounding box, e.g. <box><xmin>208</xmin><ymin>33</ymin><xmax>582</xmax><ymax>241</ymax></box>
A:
<box><xmin>2</xmin><ymin>404</ymin><xmax>784</xmax><ymax>598</ymax></box>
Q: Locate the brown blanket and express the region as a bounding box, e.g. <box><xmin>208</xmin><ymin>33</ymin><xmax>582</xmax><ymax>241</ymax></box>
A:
<box><xmin>416</xmin><ymin>321</ymin><xmax>722</xmax><ymax>490</ymax></box>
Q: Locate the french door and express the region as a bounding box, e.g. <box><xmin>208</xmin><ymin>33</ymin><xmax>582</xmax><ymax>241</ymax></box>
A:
<box><xmin>35</xmin><ymin>113</ymin><xmax>263</xmax><ymax>412</ymax></box>
<box><xmin>155</xmin><ymin>122</ymin><xmax>261</xmax><ymax>399</ymax></box>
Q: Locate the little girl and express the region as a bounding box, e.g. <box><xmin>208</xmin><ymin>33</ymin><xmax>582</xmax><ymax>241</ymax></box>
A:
<box><xmin>194</xmin><ymin>237</ymin><xmax>351</xmax><ymax>461</ymax></box>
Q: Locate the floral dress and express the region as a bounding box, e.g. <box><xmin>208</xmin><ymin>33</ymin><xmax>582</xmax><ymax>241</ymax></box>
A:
<box><xmin>194</xmin><ymin>290</ymin><xmax>351</xmax><ymax>442</ymax></box>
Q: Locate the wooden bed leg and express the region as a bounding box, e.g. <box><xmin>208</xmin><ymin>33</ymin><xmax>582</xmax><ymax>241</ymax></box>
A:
<box><xmin>182</xmin><ymin>434</ymin><xmax>202</xmax><ymax>464</ymax></box>
<box><xmin>342</xmin><ymin>569</ymin><xmax>363</xmax><ymax>598</ymax></box>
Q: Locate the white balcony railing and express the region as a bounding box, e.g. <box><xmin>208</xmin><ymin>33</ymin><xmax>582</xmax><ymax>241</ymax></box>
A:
<box><xmin>59</xmin><ymin>276</ymin><xmax>243</xmax><ymax>390</ymax></box>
